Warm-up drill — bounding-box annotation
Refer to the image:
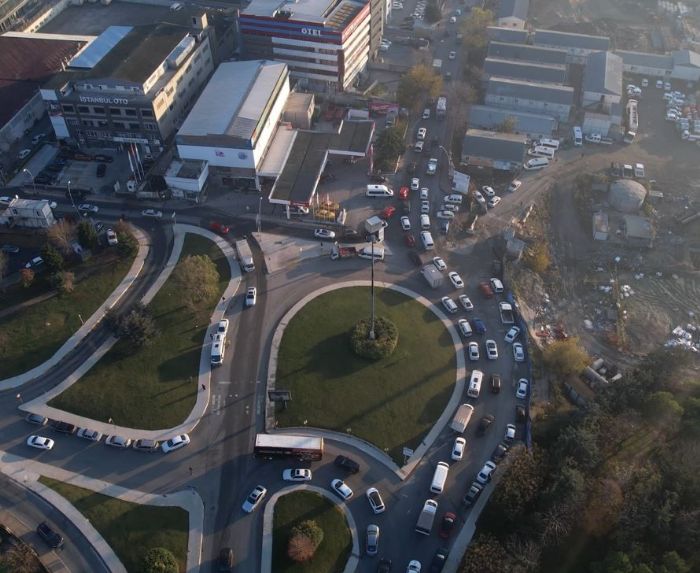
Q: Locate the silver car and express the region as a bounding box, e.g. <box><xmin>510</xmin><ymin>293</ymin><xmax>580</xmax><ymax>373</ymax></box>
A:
<box><xmin>366</xmin><ymin>524</ymin><xmax>380</xmax><ymax>556</ymax></box>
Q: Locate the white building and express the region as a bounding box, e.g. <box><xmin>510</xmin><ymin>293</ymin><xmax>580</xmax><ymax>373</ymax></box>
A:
<box><xmin>0</xmin><ymin>198</ymin><xmax>56</xmax><ymax>228</ymax></box>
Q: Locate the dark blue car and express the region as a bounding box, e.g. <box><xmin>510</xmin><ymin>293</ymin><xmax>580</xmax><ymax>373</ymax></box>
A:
<box><xmin>472</xmin><ymin>318</ymin><xmax>486</xmax><ymax>334</ymax></box>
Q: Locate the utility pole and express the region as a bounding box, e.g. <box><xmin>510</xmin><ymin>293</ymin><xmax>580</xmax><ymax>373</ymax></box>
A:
<box><xmin>369</xmin><ymin>234</ymin><xmax>376</xmax><ymax>340</ymax></box>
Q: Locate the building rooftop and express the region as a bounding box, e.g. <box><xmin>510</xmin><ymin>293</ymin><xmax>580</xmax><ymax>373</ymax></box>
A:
<box><xmin>469</xmin><ymin>105</ymin><xmax>557</xmax><ymax>136</ymax></box>
<box><xmin>487</xmin><ymin>41</ymin><xmax>568</xmax><ymax>65</ymax></box>
<box><xmin>462</xmin><ymin>128</ymin><xmax>527</xmax><ymax>164</ymax></box>
<box><xmin>242</xmin><ymin>0</ymin><xmax>365</xmax><ymax>28</ymax></box>
<box><xmin>583</xmin><ymin>51</ymin><xmax>623</xmax><ymax>95</ymax></box>
<box><xmin>623</xmin><ymin>214</ymin><xmax>654</xmax><ymax>241</ymax></box>
<box><xmin>497</xmin><ymin>0</ymin><xmax>529</xmax><ymax>21</ymax></box>
<box><xmin>614</xmin><ymin>49</ymin><xmax>674</xmax><ymax>70</ymax></box>
<box><xmin>284</xmin><ymin>92</ymin><xmax>314</xmax><ymax>115</ymax></box>
<box><xmin>486</xmin><ymin>26</ymin><xmax>528</xmax><ymax>44</ymax></box>
<box><xmin>487</xmin><ymin>76</ymin><xmax>574</xmax><ymax>105</ymax></box>
<box><xmin>673</xmin><ymin>49</ymin><xmax>700</xmax><ymax>68</ymax></box>
<box><xmin>0</xmin><ymin>35</ymin><xmax>86</xmax><ymax>127</ymax></box>
<box><xmin>484</xmin><ymin>57</ymin><xmax>567</xmax><ymax>83</ymax></box>
<box><xmin>534</xmin><ymin>29</ymin><xmax>610</xmax><ymax>51</ymax></box>
<box><xmin>270</xmin><ymin>130</ymin><xmax>330</xmax><ymax>204</ymax></box>
<box><xmin>178</xmin><ymin>60</ymin><xmax>288</xmax><ymax>145</ymax></box>
<box><xmin>329</xmin><ymin>120</ymin><xmax>374</xmax><ymax>155</ymax></box>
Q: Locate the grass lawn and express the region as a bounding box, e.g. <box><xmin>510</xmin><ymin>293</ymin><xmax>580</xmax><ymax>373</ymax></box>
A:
<box><xmin>0</xmin><ymin>251</ymin><xmax>135</xmax><ymax>379</ymax></box>
<box><xmin>276</xmin><ymin>287</ymin><xmax>456</xmax><ymax>463</ymax></box>
<box><xmin>272</xmin><ymin>491</ymin><xmax>351</xmax><ymax>573</ymax></box>
<box><xmin>39</xmin><ymin>477</ymin><xmax>188</xmax><ymax>573</ymax></box>
<box><xmin>49</xmin><ymin>234</ymin><xmax>229</xmax><ymax>429</ymax></box>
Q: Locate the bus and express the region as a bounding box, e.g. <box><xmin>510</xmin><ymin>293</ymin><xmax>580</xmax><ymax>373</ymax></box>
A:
<box><xmin>254</xmin><ymin>434</ymin><xmax>324</xmax><ymax>461</ymax></box>
<box><xmin>573</xmin><ymin>126</ymin><xmax>583</xmax><ymax>146</ymax></box>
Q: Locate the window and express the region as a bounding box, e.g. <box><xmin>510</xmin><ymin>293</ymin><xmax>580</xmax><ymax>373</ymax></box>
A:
<box><xmin>78</xmin><ymin>106</ymin><xmax>90</xmax><ymax>113</ymax></box>
<box><xmin>113</xmin><ymin>121</ymin><xmax>125</xmax><ymax>129</ymax></box>
<box><xmin>62</xmin><ymin>104</ymin><xmax>75</xmax><ymax>113</ymax></box>
<box><xmin>124</xmin><ymin>108</ymin><xmax>137</xmax><ymax>116</ymax></box>
<box><xmin>129</xmin><ymin>123</ymin><xmax>140</xmax><ymax>130</ymax></box>
<box><xmin>98</xmin><ymin>120</ymin><xmax>108</xmax><ymax>127</ymax></box>
<box><xmin>142</xmin><ymin>109</ymin><xmax>154</xmax><ymax>118</ymax></box>
<box><xmin>93</xmin><ymin>106</ymin><xmax>105</xmax><ymax>114</ymax></box>
<box><xmin>110</xmin><ymin>108</ymin><xmax>122</xmax><ymax>115</ymax></box>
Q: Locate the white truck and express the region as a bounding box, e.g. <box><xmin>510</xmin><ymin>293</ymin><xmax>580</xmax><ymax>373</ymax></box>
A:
<box><xmin>436</xmin><ymin>96</ymin><xmax>447</xmax><ymax>119</ymax></box>
<box><xmin>498</xmin><ymin>302</ymin><xmax>515</xmax><ymax>324</ymax></box>
<box><xmin>450</xmin><ymin>403</ymin><xmax>474</xmax><ymax>433</ymax></box>
<box><xmin>422</xmin><ymin>265</ymin><xmax>444</xmax><ymax>288</ymax></box>
<box><xmin>365</xmin><ymin>216</ymin><xmax>386</xmax><ymax>242</ymax></box>
<box><xmin>432</xmin><ymin>58</ymin><xmax>442</xmax><ymax>72</ymax></box>
<box><xmin>235</xmin><ymin>239</ymin><xmax>255</xmax><ymax>272</ymax></box>
<box><xmin>426</xmin><ymin>158</ymin><xmax>438</xmax><ymax>175</ymax></box>
<box><xmin>415</xmin><ymin>499</ymin><xmax>438</xmax><ymax>535</ymax></box>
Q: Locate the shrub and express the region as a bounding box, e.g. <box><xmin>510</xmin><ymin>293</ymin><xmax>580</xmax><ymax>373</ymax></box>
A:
<box><xmin>51</xmin><ymin>271</ymin><xmax>75</xmax><ymax>294</ymax></box>
<box><xmin>141</xmin><ymin>547</ymin><xmax>178</xmax><ymax>573</ymax></box>
<box><xmin>288</xmin><ymin>520</ymin><xmax>324</xmax><ymax>563</ymax></box>
<box><xmin>350</xmin><ymin>316</ymin><xmax>399</xmax><ymax>360</ymax></box>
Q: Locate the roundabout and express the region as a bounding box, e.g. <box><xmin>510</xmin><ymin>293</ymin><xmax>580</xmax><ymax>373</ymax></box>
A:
<box><xmin>272</xmin><ymin>284</ymin><xmax>461</xmax><ymax>463</ymax></box>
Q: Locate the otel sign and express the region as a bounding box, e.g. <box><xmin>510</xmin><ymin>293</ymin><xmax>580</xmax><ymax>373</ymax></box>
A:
<box><xmin>301</xmin><ymin>27</ymin><xmax>322</xmax><ymax>37</ymax></box>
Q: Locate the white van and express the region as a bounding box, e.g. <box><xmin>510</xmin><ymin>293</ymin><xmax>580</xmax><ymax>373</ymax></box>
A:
<box><xmin>420</xmin><ymin>231</ymin><xmax>434</xmax><ymax>250</ymax></box>
<box><xmin>573</xmin><ymin>126</ymin><xmax>583</xmax><ymax>146</ymax></box>
<box><xmin>430</xmin><ymin>461</ymin><xmax>450</xmax><ymax>494</ymax></box>
<box><xmin>524</xmin><ymin>157</ymin><xmax>549</xmax><ymax>170</ymax></box>
<box><xmin>528</xmin><ymin>145</ymin><xmax>555</xmax><ymax>159</ymax></box>
<box><xmin>422</xmin><ymin>108</ymin><xmax>431</xmax><ymax>120</ymax></box>
<box><xmin>467</xmin><ymin>369</ymin><xmax>483</xmax><ymax>398</ymax></box>
<box><xmin>366</xmin><ymin>185</ymin><xmax>394</xmax><ymax>197</ymax></box>
<box><xmin>358</xmin><ymin>246</ymin><xmax>385</xmax><ymax>261</ymax></box>
<box><xmin>420</xmin><ymin>214</ymin><xmax>431</xmax><ymax>229</ymax></box>
<box><xmin>211</xmin><ymin>334</ymin><xmax>225</xmax><ymax>366</ymax></box>
<box><xmin>537</xmin><ymin>138</ymin><xmax>560</xmax><ymax>150</ymax></box>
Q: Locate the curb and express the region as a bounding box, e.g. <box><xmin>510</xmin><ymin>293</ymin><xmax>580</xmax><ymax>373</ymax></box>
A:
<box><xmin>264</xmin><ymin>281</ymin><xmax>467</xmax><ymax>479</ymax></box>
<box><xmin>261</xmin><ymin>485</ymin><xmax>359</xmax><ymax>573</ymax></box>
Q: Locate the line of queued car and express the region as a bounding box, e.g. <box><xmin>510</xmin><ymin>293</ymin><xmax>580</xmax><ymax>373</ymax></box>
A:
<box><xmin>24</xmin><ymin>413</ymin><xmax>190</xmax><ymax>454</ymax></box>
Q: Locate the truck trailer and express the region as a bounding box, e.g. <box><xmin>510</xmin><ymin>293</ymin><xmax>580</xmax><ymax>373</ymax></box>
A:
<box><xmin>450</xmin><ymin>403</ymin><xmax>475</xmax><ymax>433</ymax></box>
<box><xmin>235</xmin><ymin>239</ymin><xmax>255</xmax><ymax>272</ymax></box>
<box><xmin>421</xmin><ymin>265</ymin><xmax>444</xmax><ymax>288</ymax></box>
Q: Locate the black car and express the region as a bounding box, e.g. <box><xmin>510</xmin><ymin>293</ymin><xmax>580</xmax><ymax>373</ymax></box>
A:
<box><xmin>462</xmin><ymin>481</ymin><xmax>483</xmax><ymax>507</ymax></box>
<box><xmin>51</xmin><ymin>421</ymin><xmax>76</xmax><ymax>434</ymax></box>
<box><xmin>218</xmin><ymin>547</ymin><xmax>234</xmax><ymax>571</ymax></box>
<box><xmin>334</xmin><ymin>455</ymin><xmax>360</xmax><ymax>474</ymax></box>
<box><xmin>490</xmin><ymin>374</ymin><xmax>501</xmax><ymax>393</ymax></box>
<box><xmin>430</xmin><ymin>547</ymin><xmax>449</xmax><ymax>572</ymax></box>
<box><xmin>37</xmin><ymin>522</ymin><xmax>64</xmax><ymax>549</ymax></box>
<box><xmin>515</xmin><ymin>405</ymin><xmax>526</xmax><ymax>423</ymax></box>
<box><xmin>377</xmin><ymin>558</ymin><xmax>392</xmax><ymax>572</ymax></box>
<box><xmin>96</xmin><ymin>163</ymin><xmax>107</xmax><ymax>178</ymax></box>
<box><xmin>491</xmin><ymin>442</ymin><xmax>508</xmax><ymax>463</ymax></box>
<box><xmin>370</xmin><ymin>174</ymin><xmax>387</xmax><ymax>183</ymax></box>
<box><xmin>94</xmin><ymin>154</ymin><xmax>114</xmax><ymax>163</ymax></box>
<box><xmin>476</xmin><ymin>415</ymin><xmax>495</xmax><ymax>437</ymax></box>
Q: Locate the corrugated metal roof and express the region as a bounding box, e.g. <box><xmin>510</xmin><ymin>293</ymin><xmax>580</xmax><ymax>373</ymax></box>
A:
<box><xmin>488</xmin><ymin>41</ymin><xmax>568</xmax><ymax>65</ymax></box>
<box><xmin>615</xmin><ymin>49</ymin><xmax>673</xmax><ymax>70</ymax></box>
<box><xmin>673</xmin><ymin>49</ymin><xmax>700</xmax><ymax>68</ymax></box>
<box><xmin>462</xmin><ymin>128</ymin><xmax>527</xmax><ymax>164</ymax></box>
<box><xmin>469</xmin><ymin>105</ymin><xmax>556</xmax><ymax>136</ymax></box>
<box><xmin>484</xmin><ymin>57</ymin><xmax>567</xmax><ymax>83</ymax></box>
<box><xmin>69</xmin><ymin>26</ymin><xmax>132</xmax><ymax>69</ymax></box>
<box><xmin>487</xmin><ymin>76</ymin><xmax>574</xmax><ymax>105</ymax></box>
<box><xmin>486</xmin><ymin>27</ymin><xmax>528</xmax><ymax>44</ymax></box>
<box><xmin>497</xmin><ymin>0</ymin><xmax>529</xmax><ymax>21</ymax></box>
<box><xmin>534</xmin><ymin>29</ymin><xmax>610</xmax><ymax>51</ymax></box>
<box><xmin>583</xmin><ymin>51</ymin><xmax>623</xmax><ymax>95</ymax></box>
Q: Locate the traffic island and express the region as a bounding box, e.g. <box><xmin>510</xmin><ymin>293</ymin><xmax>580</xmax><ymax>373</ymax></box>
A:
<box><xmin>272</xmin><ymin>490</ymin><xmax>352</xmax><ymax>573</ymax></box>
<box><xmin>275</xmin><ymin>286</ymin><xmax>456</xmax><ymax>463</ymax></box>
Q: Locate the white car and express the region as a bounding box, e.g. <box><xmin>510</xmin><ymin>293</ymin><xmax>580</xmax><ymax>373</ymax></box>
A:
<box><xmin>282</xmin><ymin>468</ymin><xmax>312</xmax><ymax>481</ymax></box>
<box><xmin>420</xmin><ymin>187</ymin><xmax>429</xmax><ymax>200</ymax></box>
<box><xmin>485</xmin><ymin>339</ymin><xmax>498</xmax><ymax>360</ymax></box>
<box><xmin>449</xmin><ymin>15</ymin><xmax>456</xmax><ymax>22</ymax></box>
<box><xmin>400</xmin><ymin>216</ymin><xmax>411</xmax><ymax>231</ymax></box>
<box><xmin>331</xmin><ymin>479</ymin><xmax>353</xmax><ymax>500</ymax></box>
<box><xmin>467</xmin><ymin>341</ymin><xmax>479</xmax><ymax>361</ymax></box>
<box><xmin>18</xmin><ymin>149</ymin><xmax>31</xmax><ymax>160</ymax></box>
<box><xmin>451</xmin><ymin>437</ymin><xmax>466</xmax><ymax>461</ymax></box>
<box><xmin>78</xmin><ymin>203</ymin><xmax>99</xmax><ymax>213</ymax></box>
<box><xmin>411</xmin><ymin>178</ymin><xmax>420</xmax><ymax>191</ymax></box>
<box><xmin>245</xmin><ymin>287</ymin><xmax>257</xmax><ymax>307</ymax></box>
<box><xmin>433</xmin><ymin>257</ymin><xmax>446</xmax><ymax>271</ymax></box>
<box><xmin>106</xmin><ymin>229</ymin><xmax>118</xmax><ymax>246</ymax></box>
<box><xmin>516</xmin><ymin>378</ymin><xmax>529</xmax><ymax>399</ymax></box>
<box><xmin>656</xmin><ymin>79</ymin><xmax>664</xmax><ymax>88</ymax></box>
<box><xmin>420</xmin><ymin>201</ymin><xmax>430</xmax><ymax>214</ymax></box>
<box><xmin>105</xmin><ymin>435</ymin><xmax>132</xmax><ymax>449</ymax></box>
<box><xmin>77</xmin><ymin>428</ymin><xmax>102</xmax><ymax>442</ymax></box>
<box><xmin>217</xmin><ymin>319</ymin><xmax>229</xmax><ymax>337</ymax></box>
<box><xmin>448</xmin><ymin>50</ymin><xmax>456</xmax><ymax>60</ymax></box>
<box><xmin>448</xmin><ymin>271</ymin><xmax>463</xmax><ymax>289</ymax></box>
<box><xmin>505</xmin><ymin>424</ymin><xmax>516</xmax><ymax>442</ymax></box>
<box><xmin>457</xmin><ymin>318</ymin><xmax>472</xmax><ymax>337</ymax></box>
<box><xmin>366</xmin><ymin>487</ymin><xmax>386</xmax><ymax>514</ymax></box>
<box><xmin>417</xmin><ymin>128</ymin><xmax>427</xmax><ymax>140</ymax></box>
<box><xmin>513</xmin><ymin>342</ymin><xmax>525</xmax><ymax>362</ymax></box>
<box><xmin>507</xmin><ymin>180</ymin><xmax>522</xmax><ymax>192</ymax></box>
<box><xmin>476</xmin><ymin>461</ymin><xmax>497</xmax><ymax>484</ymax></box>
<box><xmin>487</xmin><ymin>196</ymin><xmax>501</xmax><ymax>209</ymax></box>
<box><xmin>242</xmin><ymin>485</ymin><xmax>267</xmax><ymax>513</ymax></box>
<box><xmin>42</xmin><ymin>199</ymin><xmax>58</xmax><ymax>209</ymax></box>
<box><xmin>25</xmin><ymin>256</ymin><xmax>44</xmax><ymax>269</ymax></box>
<box><xmin>436</xmin><ymin>210</ymin><xmax>455</xmax><ymax>220</ymax></box>
<box><xmin>441</xmin><ymin>296</ymin><xmax>458</xmax><ymax>314</ymax></box>
<box><xmin>407</xmin><ymin>561</ymin><xmax>422</xmax><ymax>573</ymax></box>
<box><xmin>366</xmin><ymin>524</ymin><xmax>380</xmax><ymax>556</ymax></box>
<box><xmin>314</xmin><ymin>228</ymin><xmax>335</xmax><ymax>239</ymax></box>
<box><xmin>141</xmin><ymin>209</ymin><xmax>162</xmax><ymax>218</ymax></box>
<box><xmin>481</xmin><ymin>186</ymin><xmax>495</xmax><ymax>198</ymax></box>
<box><xmin>442</xmin><ymin>203</ymin><xmax>459</xmax><ymax>212</ymax></box>
<box><xmin>458</xmin><ymin>295</ymin><xmax>473</xmax><ymax>311</ymax></box>
<box><xmin>490</xmin><ymin>278</ymin><xmax>504</xmax><ymax>293</ymax></box>
<box><xmin>444</xmin><ymin>194</ymin><xmax>463</xmax><ymax>205</ymax></box>
<box><xmin>504</xmin><ymin>326</ymin><xmax>520</xmax><ymax>343</ymax></box>
<box><xmin>162</xmin><ymin>434</ymin><xmax>190</xmax><ymax>453</ymax></box>
<box><xmin>26</xmin><ymin>436</ymin><xmax>54</xmax><ymax>450</ymax></box>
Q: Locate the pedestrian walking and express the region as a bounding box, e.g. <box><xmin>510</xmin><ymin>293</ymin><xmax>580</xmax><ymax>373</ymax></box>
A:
<box><xmin>201</xmin><ymin>384</ymin><xmax>206</xmax><ymax>391</ymax></box>
<box><xmin>189</xmin><ymin>466</ymin><xmax>193</xmax><ymax>475</ymax></box>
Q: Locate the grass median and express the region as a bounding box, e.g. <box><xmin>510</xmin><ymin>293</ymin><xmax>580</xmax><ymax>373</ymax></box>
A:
<box><xmin>273</xmin><ymin>491</ymin><xmax>351</xmax><ymax>573</ymax></box>
<box><xmin>275</xmin><ymin>287</ymin><xmax>456</xmax><ymax>463</ymax></box>
<box><xmin>0</xmin><ymin>251</ymin><xmax>135</xmax><ymax>379</ymax></box>
<box><xmin>49</xmin><ymin>234</ymin><xmax>229</xmax><ymax>429</ymax></box>
<box><xmin>39</xmin><ymin>477</ymin><xmax>188</xmax><ymax>573</ymax></box>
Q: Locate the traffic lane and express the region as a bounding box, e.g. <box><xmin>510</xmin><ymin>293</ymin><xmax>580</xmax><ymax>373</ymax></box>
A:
<box><xmin>0</xmin><ymin>474</ymin><xmax>109</xmax><ymax>573</ymax></box>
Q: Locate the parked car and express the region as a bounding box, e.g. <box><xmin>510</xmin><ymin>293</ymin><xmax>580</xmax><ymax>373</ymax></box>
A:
<box><xmin>471</xmin><ymin>318</ymin><xmax>486</xmax><ymax>334</ymax></box>
<box><xmin>430</xmin><ymin>547</ymin><xmax>449</xmax><ymax>572</ymax></box>
<box><xmin>51</xmin><ymin>421</ymin><xmax>76</xmax><ymax>434</ymax></box>
<box><xmin>105</xmin><ymin>435</ymin><xmax>132</xmax><ymax>449</ymax></box>
<box><xmin>463</xmin><ymin>481</ymin><xmax>483</xmax><ymax>506</ymax></box>
<box><xmin>133</xmin><ymin>439</ymin><xmax>160</xmax><ymax>452</ymax></box>
<box><xmin>242</xmin><ymin>485</ymin><xmax>267</xmax><ymax>513</ymax></box>
<box><xmin>491</xmin><ymin>443</ymin><xmax>508</xmax><ymax>463</ymax></box>
<box><xmin>467</xmin><ymin>341</ymin><xmax>479</xmax><ymax>361</ymax></box>
<box><xmin>513</xmin><ymin>342</ymin><xmax>525</xmax><ymax>362</ymax></box>
<box><xmin>448</xmin><ymin>272</ymin><xmax>464</xmax><ymax>289</ymax></box>
<box><xmin>1</xmin><ymin>244</ymin><xmax>20</xmax><ymax>254</ymax></box>
<box><xmin>432</xmin><ymin>257</ymin><xmax>446</xmax><ymax>271</ymax></box>
<box><xmin>106</xmin><ymin>229</ymin><xmax>118</xmax><ymax>246</ymax></box>
<box><xmin>476</xmin><ymin>461</ymin><xmax>497</xmax><ymax>484</ymax></box>
<box><xmin>485</xmin><ymin>339</ymin><xmax>498</xmax><ymax>360</ymax></box>
<box><xmin>18</xmin><ymin>149</ymin><xmax>31</xmax><ymax>160</ymax></box>
<box><xmin>516</xmin><ymin>405</ymin><xmax>526</xmax><ymax>423</ymax></box>
<box><xmin>37</xmin><ymin>522</ymin><xmax>64</xmax><ymax>549</ymax></box>
<box><xmin>516</xmin><ymin>378</ymin><xmax>529</xmax><ymax>399</ymax></box>
<box><xmin>476</xmin><ymin>415</ymin><xmax>495</xmax><ymax>436</ymax></box>
<box><xmin>26</xmin><ymin>436</ymin><xmax>54</xmax><ymax>450</ymax></box>
<box><xmin>210</xmin><ymin>222</ymin><xmax>230</xmax><ymax>234</ymax></box>
<box><xmin>504</xmin><ymin>326</ymin><xmax>520</xmax><ymax>343</ymax></box>
<box><xmin>458</xmin><ymin>319</ymin><xmax>472</xmax><ymax>338</ymax></box>
<box><xmin>96</xmin><ymin>163</ymin><xmax>107</xmax><ymax>178</ymax></box>
<box><xmin>458</xmin><ymin>295</ymin><xmax>473</xmax><ymax>311</ymax></box>
<box><xmin>441</xmin><ymin>296</ymin><xmax>458</xmax><ymax>314</ymax></box>
<box><xmin>331</xmin><ymin>479</ymin><xmax>353</xmax><ymax>500</ymax></box>
<box><xmin>77</xmin><ymin>428</ymin><xmax>103</xmax><ymax>442</ymax></box>
<box><xmin>141</xmin><ymin>209</ymin><xmax>163</xmax><ymax>219</ymax></box>
<box><xmin>505</xmin><ymin>424</ymin><xmax>516</xmax><ymax>442</ymax></box>
<box><xmin>366</xmin><ymin>524</ymin><xmax>380</xmax><ymax>556</ymax></box>
<box><xmin>407</xmin><ymin>560</ymin><xmax>422</xmax><ymax>572</ymax></box>
<box><xmin>218</xmin><ymin>547</ymin><xmax>234</xmax><ymax>571</ymax></box>
<box><xmin>78</xmin><ymin>203</ymin><xmax>99</xmax><ymax>213</ymax></box>
<box><xmin>439</xmin><ymin>512</ymin><xmax>457</xmax><ymax>539</ymax></box>
<box><xmin>314</xmin><ymin>228</ymin><xmax>335</xmax><ymax>240</ymax></box>
<box><xmin>507</xmin><ymin>180</ymin><xmax>522</xmax><ymax>192</ymax></box>
<box><xmin>334</xmin><ymin>455</ymin><xmax>360</xmax><ymax>474</ymax></box>
<box><xmin>282</xmin><ymin>468</ymin><xmax>312</xmax><ymax>481</ymax></box>
<box><xmin>405</xmin><ymin>234</ymin><xmax>416</xmax><ymax>247</ymax></box>
<box><xmin>162</xmin><ymin>434</ymin><xmax>190</xmax><ymax>453</ymax></box>
<box><xmin>487</xmin><ymin>196</ymin><xmax>501</xmax><ymax>209</ymax></box>
<box><xmin>366</xmin><ymin>487</ymin><xmax>386</xmax><ymax>514</ymax></box>
<box><xmin>25</xmin><ymin>413</ymin><xmax>48</xmax><ymax>425</ymax></box>
<box><xmin>400</xmin><ymin>216</ymin><xmax>411</xmax><ymax>231</ymax></box>
<box><xmin>399</xmin><ymin>186</ymin><xmax>410</xmax><ymax>200</ymax></box>
<box><xmin>490</xmin><ymin>374</ymin><xmax>501</xmax><ymax>394</ymax></box>
<box><xmin>25</xmin><ymin>256</ymin><xmax>44</xmax><ymax>270</ymax></box>
<box><xmin>411</xmin><ymin>178</ymin><xmax>420</xmax><ymax>191</ymax></box>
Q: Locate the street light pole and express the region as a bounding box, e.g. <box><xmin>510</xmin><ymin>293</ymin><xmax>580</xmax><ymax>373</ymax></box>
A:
<box><xmin>22</xmin><ymin>168</ymin><xmax>36</xmax><ymax>195</ymax></box>
<box><xmin>67</xmin><ymin>179</ymin><xmax>79</xmax><ymax>215</ymax></box>
<box><xmin>369</xmin><ymin>234</ymin><xmax>376</xmax><ymax>340</ymax></box>
<box><xmin>257</xmin><ymin>195</ymin><xmax>262</xmax><ymax>234</ymax></box>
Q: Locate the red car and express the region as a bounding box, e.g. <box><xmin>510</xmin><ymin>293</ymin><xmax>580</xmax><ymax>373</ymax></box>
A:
<box><xmin>381</xmin><ymin>205</ymin><xmax>396</xmax><ymax>219</ymax></box>
<box><xmin>210</xmin><ymin>221</ymin><xmax>230</xmax><ymax>234</ymax></box>
<box><xmin>405</xmin><ymin>234</ymin><xmax>416</xmax><ymax>247</ymax></box>
<box><xmin>479</xmin><ymin>281</ymin><xmax>494</xmax><ymax>298</ymax></box>
<box><xmin>398</xmin><ymin>186</ymin><xmax>410</xmax><ymax>200</ymax></box>
<box><xmin>439</xmin><ymin>512</ymin><xmax>457</xmax><ymax>539</ymax></box>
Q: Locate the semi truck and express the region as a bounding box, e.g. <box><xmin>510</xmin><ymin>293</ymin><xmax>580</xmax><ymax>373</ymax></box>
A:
<box><xmin>436</xmin><ymin>96</ymin><xmax>447</xmax><ymax>119</ymax></box>
<box><xmin>421</xmin><ymin>265</ymin><xmax>444</xmax><ymax>288</ymax></box>
<box><xmin>450</xmin><ymin>403</ymin><xmax>475</xmax><ymax>433</ymax></box>
<box><xmin>235</xmin><ymin>239</ymin><xmax>255</xmax><ymax>272</ymax></box>
<box><xmin>415</xmin><ymin>499</ymin><xmax>438</xmax><ymax>535</ymax></box>
<box><xmin>499</xmin><ymin>302</ymin><xmax>515</xmax><ymax>324</ymax></box>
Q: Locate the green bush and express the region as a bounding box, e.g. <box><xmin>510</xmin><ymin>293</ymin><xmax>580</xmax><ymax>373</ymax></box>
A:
<box><xmin>288</xmin><ymin>520</ymin><xmax>324</xmax><ymax>562</ymax></box>
<box><xmin>141</xmin><ymin>547</ymin><xmax>178</xmax><ymax>573</ymax></box>
<box><xmin>350</xmin><ymin>316</ymin><xmax>398</xmax><ymax>360</ymax></box>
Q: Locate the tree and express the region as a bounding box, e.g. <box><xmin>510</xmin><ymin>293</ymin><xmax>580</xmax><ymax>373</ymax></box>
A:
<box><xmin>396</xmin><ymin>65</ymin><xmax>443</xmax><ymax>111</ymax></box>
<box><xmin>542</xmin><ymin>338</ymin><xmax>589</xmax><ymax>378</ymax></box>
<box><xmin>41</xmin><ymin>243</ymin><xmax>64</xmax><ymax>273</ymax></box>
<box><xmin>582</xmin><ymin>478</ymin><xmax>624</xmax><ymax>537</ymax></box>
<box><xmin>141</xmin><ymin>547</ymin><xmax>178</xmax><ymax>573</ymax></box>
<box><xmin>375</xmin><ymin>127</ymin><xmax>405</xmax><ymax>160</ymax></box>
<box><xmin>551</xmin><ymin>424</ymin><xmax>600</xmax><ymax>470</ymax></box>
<box><xmin>489</xmin><ymin>448</ymin><xmax>544</xmax><ymax>523</ymax></box>
<box><xmin>174</xmin><ymin>254</ymin><xmax>220</xmax><ymax>310</ymax></box>
<box><xmin>461</xmin><ymin>533</ymin><xmax>511</xmax><ymax>573</ymax></box>
<box><xmin>20</xmin><ymin>268</ymin><xmax>34</xmax><ymax>288</ymax></box>
<box><xmin>642</xmin><ymin>391</ymin><xmax>684</xmax><ymax>430</ymax></box>
<box><xmin>681</xmin><ymin>397</ymin><xmax>700</xmax><ymax>435</ymax></box>
<box><xmin>51</xmin><ymin>270</ymin><xmax>75</xmax><ymax>294</ymax></box>
<box><xmin>47</xmin><ymin>219</ymin><xmax>77</xmax><ymax>255</ymax></box>
<box><xmin>0</xmin><ymin>543</ymin><xmax>39</xmax><ymax>573</ymax></box>
<box><xmin>459</xmin><ymin>7</ymin><xmax>493</xmax><ymax>51</ymax></box>
<box><xmin>497</xmin><ymin>116</ymin><xmax>518</xmax><ymax>133</ymax></box>
<box><xmin>424</xmin><ymin>0</ymin><xmax>441</xmax><ymax>22</ymax></box>
<box><xmin>542</xmin><ymin>460</ymin><xmax>586</xmax><ymax>507</ymax></box>
<box><xmin>0</xmin><ymin>251</ymin><xmax>7</xmax><ymax>279</ymax></box>
<box><xmin>288</xmin><ymin>520</ymin><xmax>324</xmax><ymax>563</ymax></box>
<box><xmin>107</xmin><ymin>303</ymin><xmax>158</xmax><ymax>347</ymax></box>
<box><xmin>77</xmin><ymin>219</ymin><xmax>98</xmax><ymax>250</ymax></box>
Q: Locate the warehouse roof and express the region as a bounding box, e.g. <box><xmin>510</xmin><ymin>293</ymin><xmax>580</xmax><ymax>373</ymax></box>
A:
<box><xmin>486</xmin><ymin>26</ymin><xmax>528</xmax><ymax>44</ymax></box>
<box><xmin>487</xmin><ymin>76</ymin><xmax>574</xmax><ymax>105</ymax></box>
<box><xmin>270</xmin><ymin>130</ymin><xmax>330</xmax><ymax>204</ymax></box>
<box><xmin>487</xmin><ymin>41</ymin><xmax>568</xmax><ymax>65</ymax></box>
<box><xmin>673</xmin><ymin>49</ymin><xmax>700</xmax><ymax>68</ymax></box>
<box><xmin>484</xmin><ymin>57</ymin><xmax>567</xmax><ymax>83</ymax></box>
<box><xmin>469</xmin><ymin>105</ymin><xmax>556</xmax><ymax>136</ymax></box>
<box><xmin>497</xmin><ymin>0</ymin><xmax>529</xmax><ymax>21</ymax></box>
<box><xmin>583</xmin><ymin>51</ymin><xmax>623</xmax><ymax>95</ymax></box>
<box><xmin>534</xmin><ymin>29</ymin><xmax>610</xmax><ymax>51</ymax></box>
<box><xmin>462</xmin><ymin>129</ymin><xmax>527</xmax><ymax>164</ymax></box>
<box><xmin>243</xmin><ymin>0</ymin><xmax>365</xmax><ymax>28</ymax></box>
<box><xmin>614</xmin><ymin>49</ymin><xmax>674</xmax><ymax>70</ymax></box>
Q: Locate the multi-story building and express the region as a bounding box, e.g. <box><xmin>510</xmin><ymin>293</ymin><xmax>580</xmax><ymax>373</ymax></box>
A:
<box><xmin>0</xmin><ymin>198</ymin><xmax>55</xmax><ymax>228</ymax></box>
<box><xmin>239</xmin><ymin>0</ymin><xmax>371</xmax><ymax>91</ymax></box>
<box><xmin>40</xmin><ymin>13</ymin><xmax>215</xmax><ymax>156</ymax></box>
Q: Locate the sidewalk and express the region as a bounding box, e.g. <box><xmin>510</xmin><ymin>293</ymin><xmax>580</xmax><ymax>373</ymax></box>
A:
<box><xmin>0</xmin><ymin>449</ymin><xmax>204</xmax><ymax>573</ymax></box>
<box><xmin>265</xmin><ymin>280</ymin><xmax>466</xmax><ymax>480</ymax></box>
<box><xmin>0</xmin><ymin>227</ymin><xmax>150</xmax><ymax>390</ymax></box>
<box><xmin>19</xmin><ymin>224</ymin><xmax>242</xmax><ymax>441</ymax></box>
<box><xmin>261</xmin><ymin>485</ymin><xmax>359</xmax><ymax>573</ymax></box>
